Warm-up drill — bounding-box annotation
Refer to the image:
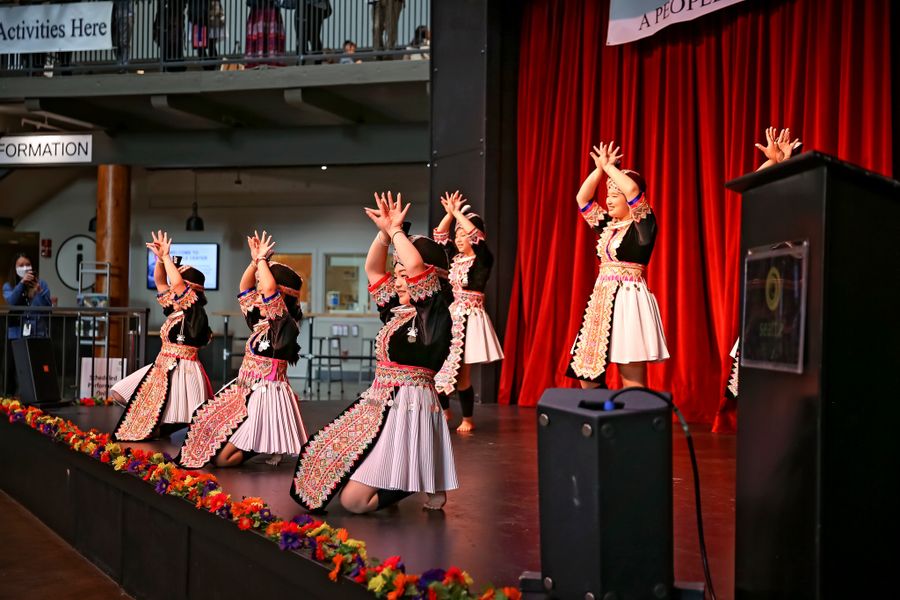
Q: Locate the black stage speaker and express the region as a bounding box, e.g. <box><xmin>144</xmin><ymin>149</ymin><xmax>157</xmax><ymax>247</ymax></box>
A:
<box><xmin>12</xmin><ymin>337</ymin><xmax>61</xmax><ymax>405</ymax></box>
<box><xmin>537</xmin><ymin>388</ymin><xmax>673</xmax><ymax>600</ymax></box>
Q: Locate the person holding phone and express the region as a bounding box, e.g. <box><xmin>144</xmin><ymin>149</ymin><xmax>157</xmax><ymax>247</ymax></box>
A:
<box><xmin>3</xmin><ymin>253</ymin><xmax>52</xmax><ymax>339</ymax></box>
<box><xmin>3</xmin><ymin>253</ymin><xmax>53</xmax><ymax>395</ymax></box>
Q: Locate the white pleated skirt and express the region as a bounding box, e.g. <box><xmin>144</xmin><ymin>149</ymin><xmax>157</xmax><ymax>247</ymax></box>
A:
<box><xmin>608</xmin><ymin>281</ymin><xmax>670</xmax><ymax>365</ymax></box>
<box><xmin>464</xmin><ymin>307</ymin><xmax>505</xmax><ymax>364</ymax></box>
<box><xmin>228</xmin><ymin>380</ymin><xmax>308</xmax><ymax>454</ymax></box>
<box><xmin>351</xmin><ymin>385</ymin><xmax>458</xmax><ymax>493</ymax></box>
<box><xmin>110</xmin><ymin>360</ymin><xmax>209</xmax><ymax>424</ymax></box>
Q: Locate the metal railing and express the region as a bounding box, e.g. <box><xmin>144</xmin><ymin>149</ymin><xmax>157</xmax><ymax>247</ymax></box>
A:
<box><xmin>0</xmin><ymin>0</ymin><xmax>430</xmax><ymax>76</ymax></box>
<box><xmin>1</xmin><ymin>306</ymin><xmax>149</xmax><ymax>401</ymax></box>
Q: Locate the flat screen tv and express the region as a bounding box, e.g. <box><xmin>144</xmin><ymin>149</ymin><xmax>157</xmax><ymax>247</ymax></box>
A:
<box><xmin>147</xmin><ymin>243</ymin><xmax>219</xmax><ymax>290</ymax></box>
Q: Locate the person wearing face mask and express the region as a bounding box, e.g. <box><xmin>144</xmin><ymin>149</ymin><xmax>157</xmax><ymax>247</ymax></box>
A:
<box><xmin>291</xmin><ymin>192</ymin><xmax>457</xmax><ymax>513</ymax></box>
<box><xmin>3</xmin><ymin>253</ymin><xmax>52</xmax><ymax>339</ymax></box>
<box><xmin>566</xmin><ymin>141</ymin><xmax>669</xmax><ymax>390</ymax></box>
<box><xmin>432</xmin><ymin>190</ymin><xmax>504</xmax><ymax>433</ymax></box>
<box><xmin>178</xmin><ymin>231</ymin><xmax>307</xmax><ymax>469</ymax></box>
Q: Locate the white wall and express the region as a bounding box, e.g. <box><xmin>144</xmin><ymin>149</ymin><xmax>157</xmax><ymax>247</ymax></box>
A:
<box><xmin>15</xmin><ymin>165</ymin><xmax>431</xmax><ymax>372</ymax></box>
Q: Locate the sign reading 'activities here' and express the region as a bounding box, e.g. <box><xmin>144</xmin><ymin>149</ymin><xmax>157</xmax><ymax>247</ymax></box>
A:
<box><xmin>0</xmin><ymin>134</ymin><xmax>93</xmax><ymax>165</ymax></box>
<box><xmin>0</xmin><ymin>1</ymin><xmax>112</xmax><ymax>54</ymax></box>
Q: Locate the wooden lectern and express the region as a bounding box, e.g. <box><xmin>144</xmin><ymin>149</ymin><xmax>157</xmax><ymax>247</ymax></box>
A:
<box><xmin>725</xmin><ymin>152</ymin><xmax>900</xmax><ymax>599</ymax></box>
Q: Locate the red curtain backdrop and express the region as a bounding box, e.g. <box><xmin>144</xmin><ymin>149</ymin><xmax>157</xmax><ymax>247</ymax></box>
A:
<box><xmin>498</xmin><ymin>0</ymin><xmax>893</xmax><ymax>429</ymax></box>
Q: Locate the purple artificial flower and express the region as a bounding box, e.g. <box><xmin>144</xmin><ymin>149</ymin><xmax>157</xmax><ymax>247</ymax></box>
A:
<box><xmin>419</xmin><ymin>569</ymin><xmax>446</xmax><ymax>588</ymax></box>
<box><xmin>126</xmin><ymin>460</ymin><xmax>142</xmax><ymax>474</ymax></box>
<box><xmin>162</xmin><ymin>452</ymin><xmax>173</xmax><ymax>462</ymax></box>
<box><xmin>259</xmin><ymin>508</ymin><xmax>273</xmax><ymax>522</ymax></box>
<box><xmin>279</xmin><ymin>531</ymin><xmax>301</xmax><ymax>551</ymax></box>
<box><xmin>291</xmin><ymin>514</ymin><xmax>314</xmax><ymax>526</ymax></box>
<box><xmin>215</xmin><ymin>505</ymin><xmax>232</xmax><ymax>519</ymax></box>
<box><xmin>154</xmin><ymin>478</ymin><xmax>170</xmax><ymax>494</ymax></box>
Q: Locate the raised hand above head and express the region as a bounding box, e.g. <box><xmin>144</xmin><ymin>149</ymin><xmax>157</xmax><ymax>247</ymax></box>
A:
<box><xmin>440</xmin><ymin>190</ymin><xmax>462</xmax><ymax>216</ymax></box>
<box><xmin>152</xmin><ymin>230</ymin><xmax>173</xmax><ymax>258</ymax></box>
<box><xmin>384</xmin><ymin>191</ymin><xmax>411</xmax><ymax>232</ymax></box>
<box><xmin>255</xmin><ymin>230</ymin><xmax>276</xmax><ymax>260</ymax></box>
<box><xmin>776</xmin><ymin>128</ymin><xmax>801</xmax><ymax>161</ymax></box>
<box><xmin>247</xmin><ymin>233</ymin><xmax>261</xmax><ymax>260</ymax></box>
<box><xmin>755</xmin><ymin>126</ymin><xmax>784</xmax><ymax>163</ymax></box>
<box><xmin>591</xmin><ymin>141</ymin><xmax>624</xmax><ymax>171</ymax></box>
<box><xmin>364</xmin><ymin>192</ymin><xmax>394</xmax><ymax>232</ymax></box>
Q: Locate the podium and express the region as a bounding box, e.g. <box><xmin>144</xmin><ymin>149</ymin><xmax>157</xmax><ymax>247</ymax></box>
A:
<box><xmin>725</xmin><ymin>152</ymin><xmax>900</xmax><ymax>599</ymax></box>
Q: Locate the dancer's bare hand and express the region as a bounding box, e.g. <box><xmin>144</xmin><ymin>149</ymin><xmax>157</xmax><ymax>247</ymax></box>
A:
<box><xmin>755</xmin><ymin>126</ymin><xmax>783</xmax><ymax>162</ymax></box>
<box><xmin>776</xmin><ymin>128</ymin><xmax>801</xmax><ymax>161</ymax></box>
<box><xmin>255</xmin><ymin>230</ymin><xmax>275</xmax><ymax>260</ymax></box>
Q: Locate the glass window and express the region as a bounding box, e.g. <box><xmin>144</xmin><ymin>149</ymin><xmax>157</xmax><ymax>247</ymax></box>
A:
<box><xmin>324</xmin><ymin>254</ymin><xmax>368</xmax><ymax>313</ymax></box>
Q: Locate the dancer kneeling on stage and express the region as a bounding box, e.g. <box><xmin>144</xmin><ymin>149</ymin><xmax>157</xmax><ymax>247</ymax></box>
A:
<box><xmin>433</xmin><ymin>190</ymin><xmax>505</xmax><ymax>433</ymax></box>
<box><xmin>112</xmin><ymin>231</ymin><xmax>213</xmax><ymax>442</ymax></box>
<box><xmin>291</xmin><ymin>192</ymin><xmax>458</xmax><ymax>513</ymax></box>
<box><xmin>178</xmin><ymin>231</ymin><xmax>307</xmax><ymax>468</ymax></box>
<box><xmin>567</xmin><ymin>142</ymin><xmax>669</xmax><ymax>389</ymax></box>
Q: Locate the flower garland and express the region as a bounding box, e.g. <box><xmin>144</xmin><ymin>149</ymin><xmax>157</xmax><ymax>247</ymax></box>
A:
<box><xmin>0</xmin><ymin>398</ymin><xmax>519</xmax><ymax>600</ymax></box>
<box><xmin>74</xmin><ymin>396</ymin><xmax>118</xmax><ymax>407</ymax></box>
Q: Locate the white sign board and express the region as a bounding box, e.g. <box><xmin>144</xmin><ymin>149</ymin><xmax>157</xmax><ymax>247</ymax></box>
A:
<box><xmin>0</xmin><ymin>2</ymin><xmax>113</xmax><ymax>54</ymax></box>
<box><xmin>0</xmin><ymin>134</ymin><xmax>93</xmax><ymax>165</ymax></box>
<box><xmin>607</xmin><ymin>0</ymin><xmax>745</xmax><ymax>46</ymax></box>
<box><xmin>80</xmin><ymin>357</ymin><xmax>126</xmax><ymax>398</ymax></box>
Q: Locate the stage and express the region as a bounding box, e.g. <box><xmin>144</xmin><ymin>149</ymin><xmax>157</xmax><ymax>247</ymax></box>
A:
<box><xmin>0</xmin><ymin>400</ymin><xmax>736</xmax><ymax>598</ymax></box>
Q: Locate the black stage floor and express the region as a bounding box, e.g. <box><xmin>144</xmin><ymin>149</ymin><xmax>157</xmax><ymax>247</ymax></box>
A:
<box><xmin>49</xmin><ymin>401</ymin><xmax>737</xmax><ymax>596</ymax></box>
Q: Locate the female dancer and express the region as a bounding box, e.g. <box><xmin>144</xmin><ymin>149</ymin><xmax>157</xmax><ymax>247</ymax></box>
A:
<box><xmin>725</xmin><ymin>127</ymin><xmax>802</xmax><ymax>400</ymax></box>
<box><xmin>178</xmin><ymin>231</ymin><xmax>307</xmax><ymax>468</ymax></box>
<box><xmin>112</xmin><ymin>231</ymin><xmax>213</xmax><ymax>441</ymax></box>
<box><xmin>433</xmin><ymin>191</ymin><xmax>504</xmax><ymax>432</ymax></box>
<box><xmin>291</xmin><ymin>192</ymin><xmax>457</xmax><ymax>513</ymax></box>
<box><xmin>567</xmin><ymin>142</ymin><xmax>669</xmax><ymax>389</ymax></box>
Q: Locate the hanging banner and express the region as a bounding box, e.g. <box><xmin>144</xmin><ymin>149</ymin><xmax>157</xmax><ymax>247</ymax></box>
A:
<box><xmin>0</xmin><ymin>2</ymin><xmax>113</xmax><ymax>54</ymax></box>
<box><xmin>607</xmin><ymin>0</ymin><xmax>745</xmax><ymax>46</ymax></box>
<box><xmin>0</xmin><ymin>134</ymin><xmax>93</xmax><ymax>165</ymax></box>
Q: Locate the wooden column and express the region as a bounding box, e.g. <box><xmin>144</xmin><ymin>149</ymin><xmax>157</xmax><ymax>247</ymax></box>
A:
<box><xmin>96</xmin><ymin>165</ymin><xmax>131</xmax><ymax>358</ymax></box>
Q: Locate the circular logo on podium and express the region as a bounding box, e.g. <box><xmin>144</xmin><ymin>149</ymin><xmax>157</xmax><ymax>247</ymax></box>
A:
<box><xmin>56</xmin><ymin>235</ymin><xmax>96</xmax><ymax>290</ymax></box>
<box><xmin>765</xmin><ymin>266</ymin><xmax>782</xmax><ymax>311</ymax></box>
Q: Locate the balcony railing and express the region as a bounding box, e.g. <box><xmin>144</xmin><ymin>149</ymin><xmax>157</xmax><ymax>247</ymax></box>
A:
<box><xmin>0</xmin><ymin>0</ymin><xmax>430</xmax><ymax>76</ymax></box>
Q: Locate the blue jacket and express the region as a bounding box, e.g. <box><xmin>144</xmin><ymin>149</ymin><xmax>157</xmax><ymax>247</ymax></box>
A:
<box><xmin>3</xmin><ymin>279</ymin><xmax>52</xmax><ymax>338</ymax></box>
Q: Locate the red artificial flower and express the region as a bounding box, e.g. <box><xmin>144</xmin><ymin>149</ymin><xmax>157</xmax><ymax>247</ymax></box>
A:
<box><xmin>443</xmin><ymin>566</ymin><xmax>466</xmax><ymax>586</ymax></box>
<box><xmin>428</xmin><ymin>589</ymin><xmax>438</xmax><ymax>600</ymax></box>
<box><xmin>238</xmin><ymin>517</ymin><xmax>253</xmax><ymax>531</ymax></box>
<box><xmin>100</xmin><ymin>452</ymin><xmax>111</xmax><ymax>463</ymax></box>
<box><xmin>382</xmin><ymin>556</ymin><xmax>403</xmax><ymax>570</ymax></box>
<box><xmin>503</xmin><ymin>587</ymin><xmax>523</xmax><ymax>600</ymax></box>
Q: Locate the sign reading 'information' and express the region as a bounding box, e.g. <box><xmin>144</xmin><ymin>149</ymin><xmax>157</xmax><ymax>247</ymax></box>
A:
<box><xmin>0</xmin><ymin>2</ymin><xmax>113</xmax><ymax>54</ymax></box>
<box><xmin>0</xmin><ymin>134</ymin><xmax>93</xmax><ymax>165</ymax></box>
